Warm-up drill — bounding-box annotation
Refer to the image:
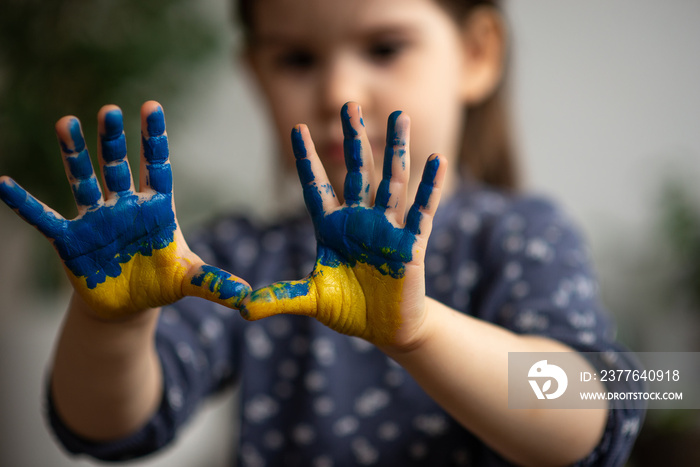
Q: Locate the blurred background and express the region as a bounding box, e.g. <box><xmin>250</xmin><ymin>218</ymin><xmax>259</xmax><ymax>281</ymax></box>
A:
<box><xmin>1</xmin><ymin>0</ymin><xmax>699</xmax><ymax>465</ymax></box>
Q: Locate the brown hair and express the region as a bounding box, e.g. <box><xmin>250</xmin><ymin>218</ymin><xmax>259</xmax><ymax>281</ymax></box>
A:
<box><xmin>235</xmin><ymin>0</ymin><xmax>519</xmax><ymax>191</ymax></box>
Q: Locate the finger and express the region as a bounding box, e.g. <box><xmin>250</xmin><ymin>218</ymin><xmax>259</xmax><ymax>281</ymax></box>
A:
<box><xmin>374</xmin><ymin>111</ymin><xmax>410</xmax><ymax>225</ymax></box>
<box><xmin>240</xmin><ymin>278</ymin><xmax>317</xmax><ymax>321</ymax></box>
<box><xmin>292</xmin><ymin>124</ymin><xmax>340</xmax><ymax>222</ymax></box>
<box><xmin>140</xmin><ymin>101</ymin><xmax>172</xmax><ymax>194</ymax></box>
<box><xmin>183</xmin><ymin>264</ymin><xmax>252</xmax><ymax>309</ymax></box>
<box><xmin>98</xmin><ymin>105</ymin><xmax>134</xmax><ymax>197</ymax></box>
<box><xmin>341</xmin><ymin>102</ymin><xmax>374</xmax><ymax>206</ymax></box>
<box><xmin>56</xmin><ymin>116</ymin><xmax>104</xmax><ymax>213</ymax></box>
<box><xmin>404</xmin><ymin>154</ymin><xmax>447</xmax><ymax>238</ymax></box>
<box><xmin>0</xmin><ymin>176</ymin><xmax>67</xmax><ymax>239</ymax></box>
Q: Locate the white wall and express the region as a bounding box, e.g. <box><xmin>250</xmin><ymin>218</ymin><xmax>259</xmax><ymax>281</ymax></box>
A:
<box><xmin>510</xmin><ymin>0</ymin><xmax>700</xmax><ymax>239</ymax></box>
<box><xmin>507</xmin><ymin>1</ymin><xmax>700</xmax><ymax>349</ymax></box>
<box><xmin>1</xmin><ymin>1</ymin><xmax>699</xmax><ymax>465</ymax></box>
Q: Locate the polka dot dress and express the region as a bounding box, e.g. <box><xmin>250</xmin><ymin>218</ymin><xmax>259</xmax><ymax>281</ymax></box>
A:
<box><xmin>48</xmin><ymin>183</ymin><xmax>644</xmax><ymax>466</ymax></box>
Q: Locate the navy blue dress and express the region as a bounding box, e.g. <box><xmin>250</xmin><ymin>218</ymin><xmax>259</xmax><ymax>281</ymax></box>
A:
<box><xmin>48</xmin><ymin>183</ymin><xmax>645</xmax><ymax>466</ymax></box>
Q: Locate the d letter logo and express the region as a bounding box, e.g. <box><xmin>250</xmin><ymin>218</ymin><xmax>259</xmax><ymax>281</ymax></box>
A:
<box><xmin>528</xmin><ymin>360</ymin><xmax>568</xmax><ymax>400</ymax></box>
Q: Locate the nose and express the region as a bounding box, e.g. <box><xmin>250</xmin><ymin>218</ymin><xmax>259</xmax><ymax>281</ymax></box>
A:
<box><xmin>319</xmin><ymin>54</ymin><xmax>368</xmax><ymax>119</ymax></box>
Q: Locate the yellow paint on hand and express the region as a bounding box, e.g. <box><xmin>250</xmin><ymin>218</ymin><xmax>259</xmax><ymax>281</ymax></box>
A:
<box><xmin>66</xmin><ymin>241</ymin><xmax>190</xmax><ymax>320</ymax></box>
<box><xmin>245</xmin><ymin>260</ymin><xmax>404</xmax><ymax>346</ymax></box>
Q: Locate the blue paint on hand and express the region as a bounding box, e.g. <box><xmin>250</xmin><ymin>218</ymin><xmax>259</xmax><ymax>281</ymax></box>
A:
<box><xmin>72</xmin><ymin>177</ymin><xmax>102</xmax><ymax>208</ymax></box>
<box><xmin>316</xmin><ymin>207</ymin><xmax>411</xmax><ymax>278</ymax></box>
<box><xmin>146</xmin><ymin>107</ymin><xmax>166</xmax><ymax>136</ymax></box>
<box><xmin>385</xmin><ymin>111</ymin><xmax>403</xmax><ymax>147</ymax></box>
<box><xmin>101</xmin><ymin>110</ymin><xmax>128</xmax><ymax>163</ymax></box>
<box><xmin>104</xmin><ymin>109</ymin><xmax>124</xmax><ymax>138</ymax></box>
<box><xmin>290</xmin><ymin>108</ymin><xmax>440</xmax><ymax>279</ymax></box>
<box><xmin>100</xmin><ymin>110</ymin><xmax>132</xmax><ymax>195</ymax></box>
<box><xmin>138</xmin><ymin>107</ymin><xmax>173</xmax><ymax>194</ymax></box>
<box><xmin>375</xmin><ymin>111</ymin><xmax>406</xmax><ymax>211</ymax></box>
<box><xmin>59</xmin><ymin>192</ymin><xmax>176</xmax><ymax>288</ymax></box>
<box><xmin>292</xmin><ymin>121</ymin><xmax>415</xmax><ymax>277</ymax></box>
<box><xmin>414</xmin><ymin>157</ymin><xmax>439</xmax><ymax>207</ymax></box>
<box><xmin>405</xmin><ymin>156</ymin><xmax>440</xmax><ymax>235</ymax></box>
<box><xmin>147</xmin><ymin>163</ymin><xmax>173</xmax><ymax>194</ymax></box>
<box><xmin>292</xmin><ymin>127</ymin><xmax>325</xmax><ymax>222</ymax></box>
<box><xmin>191</xmin><ymin>265</ymin><xmax>249</xmax><ymax>301</ymax></box>
<box><xmin>244</xmin><ymin>105</ymin><xmax>443</xmax><ymax>342</ymax></box>
<box><xmin>240</xmin><ymin>280</ymin><xmax>310</xmax><ymax>319</ymax></box>
<box><xmin>340</xmin><ymin>104</ymin><xmax>359</xmax><ymax>138</ymax></box>
<box><xmin>291</xmin><ymin>127</ymin><xmax>308</xmax><ymax>161</ymax></box>
<box><xmin>0</xmin><ymin>179</ymin><xmax>66</xmax><ymax>239</ymax></box>
<box><xmin>271</xmin><ymin>281</ymin><xmax>310</xmax><ymax>300</ymax></box>
<box><xmin>57</xmin><ymin>117</ymin><xmax>102</xmax><ymax>208</ymax></box>
<box><xmin>143</xmin><ymin>135</ymin><xmax>169</xmax><ymax>163</ymax></box>
<box><xmin>68</xmin><ymin>119</ymin><xmax>86</xmax><ymax>152</ymax></box>
<box><xmin>341</xmin><ymin>104</ymin><xmax>365</xmax><ymax>205</ymax></box>
<box><xmin>66</xmin><ymin>149</ymin><xmax>94</xmax><ymax>180</ymax></box>
<box><xmin>1</xmin><ymin>177</ymin><xmax>175</xmax><ymax>289</ymax></box>
<box><xmin>103</xmin><ymin>161</ymin><xmax>132</xmax><ymax>193</ymax></box>
<box><xmin>2</xmin><ymin>104</ymin><xmax>252</xmax><ymax>317</ymax></box>
<box><xmin>143</xmin><ymin>108</ymin><xmax>169</xmax><ymax>163</ymax></box>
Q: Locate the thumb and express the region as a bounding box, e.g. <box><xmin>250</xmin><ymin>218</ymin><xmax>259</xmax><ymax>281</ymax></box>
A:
<box><xmin>240</xmin><ymin>278</ymin><xmax>317</xmax><ymax>321</ymax></box>
<box><xmin>182</xmin><ymin>264</ymin><xmax>251</xmax><ymax>309</ymax></box>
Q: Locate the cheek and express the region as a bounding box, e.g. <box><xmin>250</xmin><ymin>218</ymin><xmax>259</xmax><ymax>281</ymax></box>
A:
<box><xmin>411</xmin><ymin>106</ymin><xmax>463</xmax><ymax>161</ymax></box>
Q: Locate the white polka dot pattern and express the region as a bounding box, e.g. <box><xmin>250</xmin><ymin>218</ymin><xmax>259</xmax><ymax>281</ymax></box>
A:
<box><xmin>48</xmin><ymin>187</ymin><xmax>644</xmax><ymax>466</ymax></box>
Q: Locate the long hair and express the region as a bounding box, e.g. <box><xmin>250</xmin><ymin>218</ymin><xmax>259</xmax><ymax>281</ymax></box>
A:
<box><xmin>437</xmin><ymin>0</ymin><xmax>518</xmax><ymax>190</ymax></box>
<box><xmin>235</xmin><ymin>0</ymin><xmax>519</xmax><ymax>191</ymax></box>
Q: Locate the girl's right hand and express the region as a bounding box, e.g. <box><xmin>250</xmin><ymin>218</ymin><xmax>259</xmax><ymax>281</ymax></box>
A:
<box><xmin>0</xmin><ymin>101</ymin><xmax>250</xmax><ymax>320</ymax></box>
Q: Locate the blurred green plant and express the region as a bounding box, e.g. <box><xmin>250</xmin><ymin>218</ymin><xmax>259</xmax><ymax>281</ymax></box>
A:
<box><xmin>626</xmin><ymin>176</ymin><xmax>700</xmax><ymax>465</ymax></box>
<box><xmin>660</xmin><ymin>180</ymin><xmax>700</xmax><ymax>310</ymax></box>
<box><xmin>0</xmin><ymin>0</ymin><xmax>223</xmax><ymax>292</ymax></box>
<box><xmin>0</xmin><ymin>0</ymin><xmax>223</xmax><ymax>217</ymax></box>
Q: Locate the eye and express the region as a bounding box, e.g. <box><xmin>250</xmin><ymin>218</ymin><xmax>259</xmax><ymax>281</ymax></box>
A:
<box><xmin>275</xmin><ymin>49</ymin><xmax>317</xmax><ymax>71</ymax></box>
<box><xmin>367</xmin><ymin>39</ymin><xmax>408</xmax><ymax>64</ymax></box>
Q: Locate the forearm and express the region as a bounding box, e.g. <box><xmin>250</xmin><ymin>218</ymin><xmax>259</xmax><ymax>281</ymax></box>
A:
<box><xmin>384</xmin><ymin>298</ymin><xmax>607</xmax><ymax>467</ymax></box>
<box><xmin>50</xmin><ymin>292</ymin><xmax>163</xmax><ymax>441</ymax></box>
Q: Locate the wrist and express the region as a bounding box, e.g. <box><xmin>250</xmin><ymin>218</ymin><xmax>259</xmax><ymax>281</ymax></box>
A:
<box><xmin>379</xmin><ymin>296</ymin><xmax>444</xmax><ymax>360</ymax></box>
<box><xmin>64</xmin><ymin>292</ymin><xmax>161</xmax><ymax>359</ymax></box>
<box><xmin>70</xmin><ymin>291</ymin><xmax>160</xmax><ymax>325</ymax></box>
<box><xmin>52</xmin><ymin>292</ymin><xmax>164</xmax><ymax>441</ymax></box>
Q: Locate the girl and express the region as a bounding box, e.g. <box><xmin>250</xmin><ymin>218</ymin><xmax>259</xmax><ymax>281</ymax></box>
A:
<box><xmin>0</xmin><ymin>0</ymin><xmax>643</xmax><ymax>465</ymax></box>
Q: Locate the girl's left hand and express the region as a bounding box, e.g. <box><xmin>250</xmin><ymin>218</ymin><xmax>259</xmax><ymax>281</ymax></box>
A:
<box><xmin>241</xmin><ymin>102</ymin><xmax>446</xmax><ymax>349</ymax></box>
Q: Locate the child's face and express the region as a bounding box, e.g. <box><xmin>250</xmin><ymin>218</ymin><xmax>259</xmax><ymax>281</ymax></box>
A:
<box><xmin>248</xmin><ymin>0</ymin><xmax>469</xmax><ymax>203</ymax></box>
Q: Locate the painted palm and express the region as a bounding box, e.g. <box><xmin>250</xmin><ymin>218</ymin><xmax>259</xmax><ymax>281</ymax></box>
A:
<box><xmin>0</xmin><ymin>102</ymin><xmax>250</xmax><ymax>319</ymax></box>
<box><xmin>242</xmin><ymin>103</ymin><xmax>445</xmax><ymax>346</ymax></box>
